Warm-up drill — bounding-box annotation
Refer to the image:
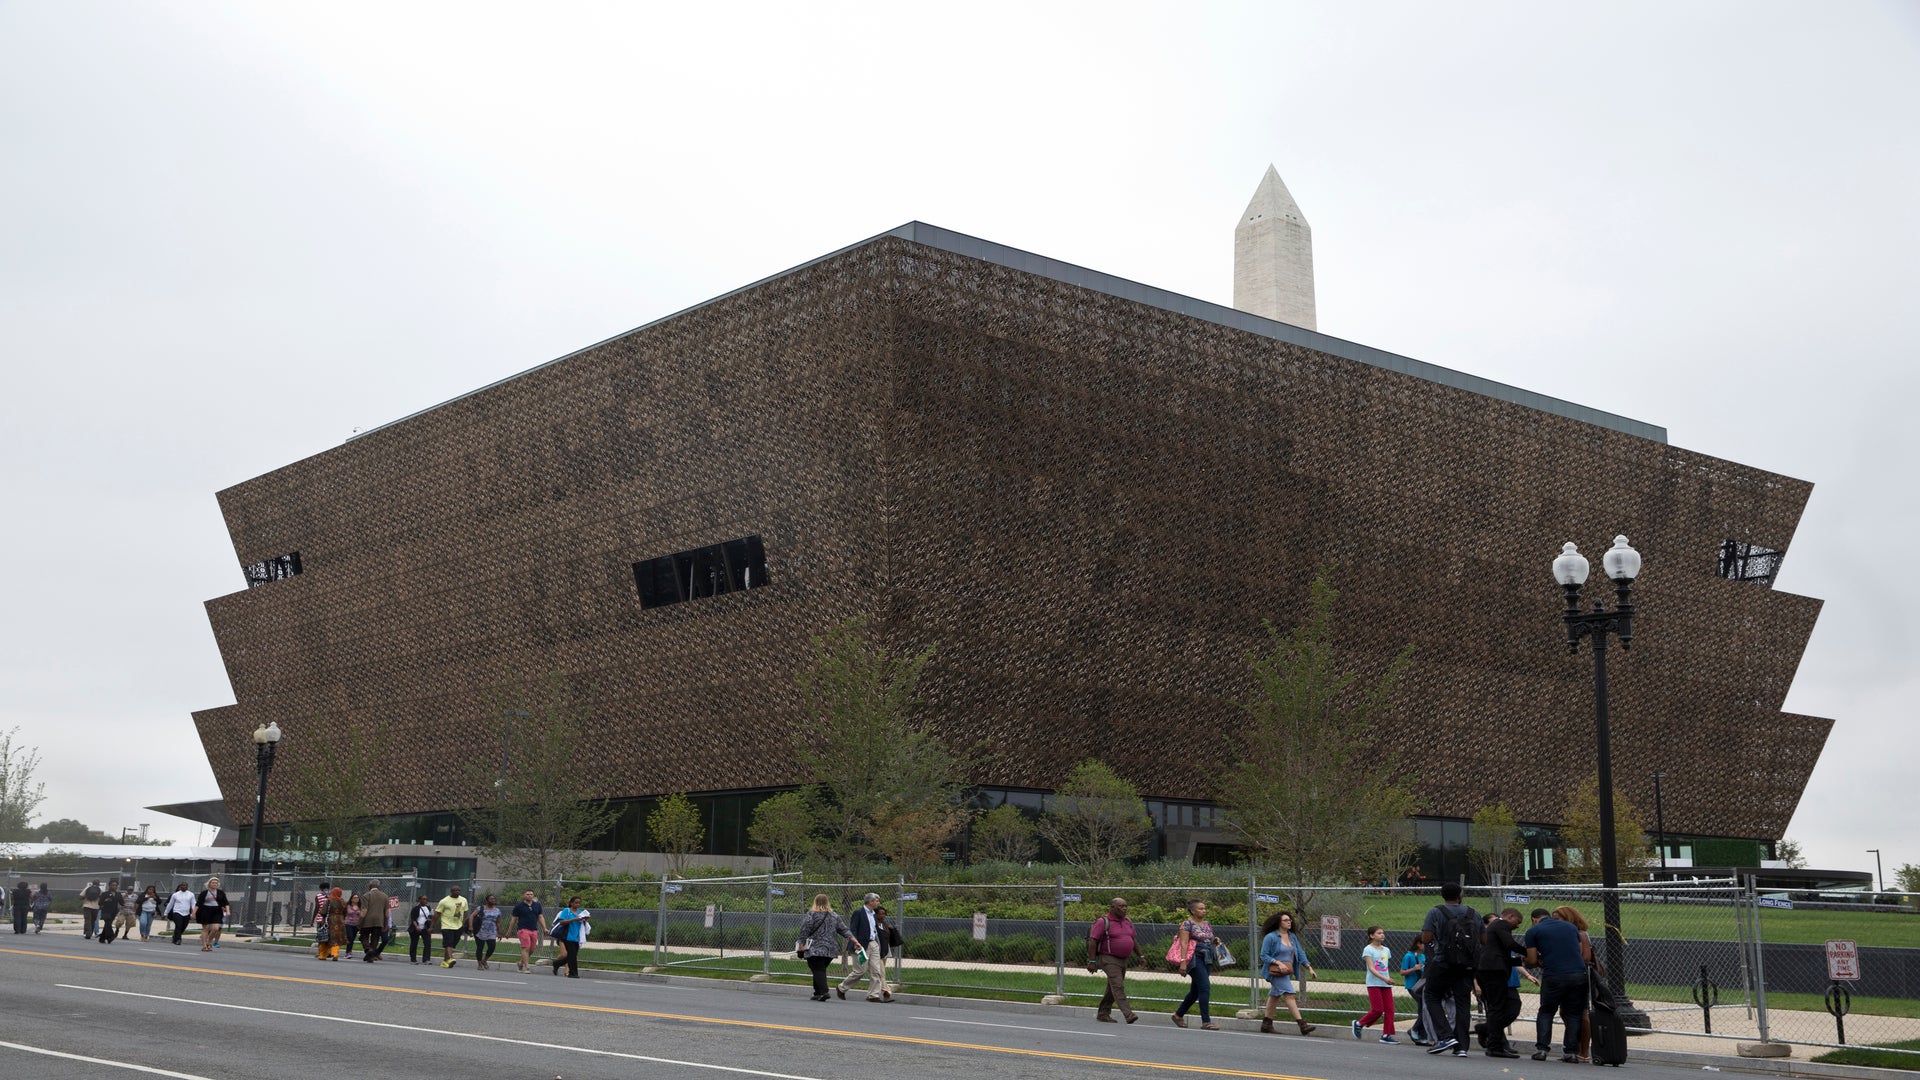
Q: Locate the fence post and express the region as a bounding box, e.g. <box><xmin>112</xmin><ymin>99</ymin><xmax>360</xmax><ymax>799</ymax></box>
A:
<box><xmin>1055</xmin><ymin>876</ymin><xmax>1066</xmax><ymax>998</ymax></box>
<box><xmin>655</xmin><ymin>876</ymin><xmax>668</xmax><ymax>967</ymax></box>
<box><xmin>895</xmin><ymin>874</ymin><xmax>906</xmax><ymax>987</ymax></box>
<box><xmin>763</xmin><ymin>873</ymin><xmax>774</xmax><ymax>977</ymax></box>
<box><xmin>1248</xmin><ymin>874</ymin><xmax>1260</xmax><ymax>1011</ymax></box>
<box><xmin>1735</xmin><ymin>879</ymin><xmax>1755</xmax><ymax>1018</ymax></box>
<box><xmin>1747</xmin><ymin>874</ymin><xmax>1771</xmax><ymax>1043</ymax></box>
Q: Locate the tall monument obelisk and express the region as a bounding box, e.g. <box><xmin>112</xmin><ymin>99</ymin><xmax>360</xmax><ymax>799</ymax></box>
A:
<box><xmin>1233</xmin><ymin>165</ymin><xmax>1316</xmax><ymax>330</ymax></box>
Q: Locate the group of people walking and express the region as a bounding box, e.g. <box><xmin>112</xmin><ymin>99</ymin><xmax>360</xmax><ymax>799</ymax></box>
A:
<box><xmin>796</xmin><ymin>892</ymin><xmax>900</xmax><ymax>1002</ymax></box>
<box><xmin>1078</xmin><ymin>883</ymin><xmax>1608</xmax><ymax>1062</ymax></box>
<box><xmin>306</xmin><ymin>881</ymin><xmax>594</xmax><ymax>977</ymax></box>
<box><xmin>8</xmin><ymin>878</ymin><xmax>231</xmax><ymax>949</ymax></box>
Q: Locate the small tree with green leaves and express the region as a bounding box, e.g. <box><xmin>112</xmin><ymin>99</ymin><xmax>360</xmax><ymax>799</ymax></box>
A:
<box><xmin>459</xmin><ymin>674</ymin><xmax>622</xmax><ymax>889</ymax></box>
<box><xmin>1215</xmin><ymin>567</ymin><xmax>1418</xmax><ymax>914</ymax></box>
<box><xmin>871</xmin><ymin>799</ymin><xmax>969</xmax><ymax>875</ymax></box>
<box><xmin>794</xmin><ymin>617</ymin><xmax>963</xmax><ymax>886</ymax></box>
<box><xmin>1775</xmin><ymin>837</ymin><xmax>1808</xmax><ymax>870</ymax></box>
<box><xmin>277</xmin><ymin>724</ymin><xmax>391</xmax><ymax>872</ymax></box>
<box><xmin>0</xmin><ymin>727</ymin><xmax>47</xmax><ymax>843</ymax></box>
<box><xmin>648</xmin><ymin>792</ymin><xmax>705</xmax><ymax>877</ymax></box>
<box><xmin>1469</xmin><ymin>803</ymin><xmax>1524</xmax><ymax>885</ymax></box>
<box><xmin>1894</xmin><ymin>863</ymin><xmax>1920</xmax><ymax>895</ymax></box>
<box><xmin>973</xmin><ymin>804</ymin><xmax>1039</xmax><ymax>864</ymax></box>
<box><xmin>748</xmin><ymin>790</ymin><xmax>816</xmax><ymax>872</ymax></box>
<box><xmin>1558</xmin><ymin>776</ymin><xmax>1653</xmax><ymax>884</ymax></box>
<box><xmin>1038</xmin><ymin>759</ymin><xmax>1152</xmax><ymax>878</ymax></box>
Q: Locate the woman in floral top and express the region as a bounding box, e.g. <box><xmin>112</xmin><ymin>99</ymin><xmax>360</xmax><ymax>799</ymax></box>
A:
<box><xmin>796</xmin><ymin>894</ymin><xmax>856</xmax><ymax>1002</ymax></box>
<box><xmin>1172</xmin><ymin>899</ymin><xmax>1220</xmax><ymax>1029</ymax></box>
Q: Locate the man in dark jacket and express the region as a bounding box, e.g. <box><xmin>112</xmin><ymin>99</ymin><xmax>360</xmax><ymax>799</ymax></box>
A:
<box><xmin>1476</xmin><ymin>908</ymin><xmax>1526</xmax><ymax>1056</ymax></box>
<box><xmin>97</xmin><ymin>885</ymin><xmax>123</xmax><ymax>944</ymax></box>
<box><xmin>835</xmin><ymin>892</ymin><xmax>890</xmax><ymax>1002</ymax></box>
<box><xmin>360</xmin><ymin>881</ymin><xmax>390</xmax><ymax>961</ymax></box>
<box><xmin>1418</xmin><ymin>881</ymin><xmax>1480</xmax><ymax>1056</ymax></box>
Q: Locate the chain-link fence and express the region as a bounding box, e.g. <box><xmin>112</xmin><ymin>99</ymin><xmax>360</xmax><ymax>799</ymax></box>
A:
<box><xmin>195</xmin><ymin>871</ymin><xmax>1917</xmax><ymax>1061</ymax></box>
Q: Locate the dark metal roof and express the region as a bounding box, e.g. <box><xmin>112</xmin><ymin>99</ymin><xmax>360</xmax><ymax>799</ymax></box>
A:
<box><xmin>350</xmin><ymin>221</ymin><xmax>1667</xmax><ymax>445</ymax></box>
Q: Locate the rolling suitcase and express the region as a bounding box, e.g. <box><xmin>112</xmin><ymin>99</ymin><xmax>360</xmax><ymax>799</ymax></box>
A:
<box><xmin>1587</xmin><ymin>968</ymin><xmax>1628</xmax><ymax>1066</ymax></box>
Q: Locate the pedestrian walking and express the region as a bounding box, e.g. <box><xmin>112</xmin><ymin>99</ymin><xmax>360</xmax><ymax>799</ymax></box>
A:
<box><xmin>97</xmin><ymin>885</ymin><xmax>123</xmax><ymax>944</ymax></box>
<box><xmin>114</xmin><ymin>882</ymin><xmax>139</xmax><ymax>942</ymax></box>
<box><xmin>1523</xmin><ymin>904</ymin><xmax>1593</xmax><ymax>1062</ymax></box>
<box><xmin>164</xmin><ymin>882</ymin><xmax>194</xmax><ymax>944</ymax></box>
<box><xmin>81</xmin><ymin>880</ymin><xmax>102</xmax><ymax>939</ymax></box>
<box><xmin>549</xmin><ymin>896</ymin><xmax>590</xmax><ymax>978</ymax></box>
<box><xmin>436</xmin><ymin>885</ymin><xmax>470</xmax><ymax>968</ymax></box>
<box><xmin>360</xmin><ymin>881</ymin><xmax>390</xmax><ymax>961</ymax></box>
<box><xmin>834</xmin><ymin>893</ymin><xmax>888</xmax><ymax>1002</ymax></box>
<box><xmin>342</xmin><ymin>893</ymin><xmax>361</xmax><ymax>957</ymax></box>
<box><xmin>1171</xmin><ymin>899</ymin><xmax>1221</xmax><ymax>1030</ymax></box>
<box><xmin>407</xmin><ymin>897</ymin><xmax>435</xmax><ymax>963</ymax></box>
<box><xmin>195</xmin><ymin>877</ymin><xmax>230</xmax><ymax>951</ymax></box>
<box><xmin>317</xmin><ymin>887</ymin><xmax>348</xmax><ymax>960</ymax></box>
<box><xmin>1418</xmin><ymin>881</ymin><xmax>1480</xmax><ymax>1056</ymax></box>
<box><xmin>511</xmin><ymin>889</ymin><xmax>547</xmax><ymax>973</ymax></box>
<box><xmin>31</xmin><ymin>883</ymin><xmax>52</xmax><ymax>933</ymax></box>
<box><xmin>1401</xmin><ymin>938</ymin><xmax>1430</xmax><ymax>1043</ymax></box>
<box><xmin>137</xmin><ymin>886</ymin><xmax>160</xmax><ymax>941</ymax></box>
<box><xmin>310</xmin><ymin>881</ymin><xmax>330</xmax><ymax>951</ymax></box>
<box><xmin>1353</xmin><ymin>925</ymin><xmax>1399</xmax><ymax>1042</ymax></box>
<box><xmin>796</xmin><ymin>894</ymin><xmax>855</xmax><ymax>1001</ymax></box>
<box><xmin>470</xmin><ymin>894</ymin><xmax>501</xmax><ymax>970</ymax></box>
<box><xmin>1257</xmin><ymin>910</ymin><xmax>1318</xmax><ymax>1035</ymax></box>
<box><xmin>8</xmin><ymin>881</ymin><xmax>28</xmax><ymax>934</ymax></box>
<box><xmin>1085</xmin><ymin>896</ymin><xmax>1139</xmax><ymax>1024</ymax></box>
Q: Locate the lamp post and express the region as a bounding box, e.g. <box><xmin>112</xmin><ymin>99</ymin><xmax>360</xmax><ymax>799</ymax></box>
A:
<box><xmin>241</xmin><ymin>722</ymin><xmax>283</xmax><ymax>935</ymax></box>
<box><xmin>1868</xmin><ymin>849</ymin><xmax>1883</xmax><ymax>894</ymax></box>
<box><xmin>1554</xmin><ymin>535</ymin><xmax>1651</xmax><ymax>1027</ymax></box>
<box><xmin>1651</xmin><ymin>772</ymin><xmax>1667</xmax><ymax>871</ymax></box>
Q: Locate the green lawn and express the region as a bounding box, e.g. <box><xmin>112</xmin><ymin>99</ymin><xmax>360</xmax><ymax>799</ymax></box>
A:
<box><xmin>1812</xmin><ymin>1038</ymin><xmax>1920</xmax><ymax>1069</ymax></box>
<box><xmin>1338</xmin><ymin>894</ymin><xmax>1919</xmax><ymax>948</ymax></box>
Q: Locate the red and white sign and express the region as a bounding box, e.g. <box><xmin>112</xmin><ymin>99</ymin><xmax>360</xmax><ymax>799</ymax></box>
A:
<box><xmin>972</xmin><ymin>912</ymin><xmax>987</xmax><ymax>941</ymax></box>
<box><xmin>1826</xmin><ymin>939</ymin><xmax>1861</xmax><ymax>981</ymax></box>
<box><xmin>1320</xmin><ymin>915</ymin><xmax>1341</xmax><ymax>949</ymax></box>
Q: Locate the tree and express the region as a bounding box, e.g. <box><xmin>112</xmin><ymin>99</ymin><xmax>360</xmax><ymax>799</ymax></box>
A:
<box><xmin>1037</xmin><ymin>759</ymin><xmax>1152</xmax><ymax>878</ymax></box>
<box><xmin>648</xmin><ymin>792</ymin><xmax>705</xmax><ymax>877</ymax></box>
<box><xmin>1215</xmin><ymin>568</ymin><xmax>1418</xmax><ymax>913</ymax></box>
<box><xmin>1469</xmin><ymin>803</ymin><xmax>1524</xmax><ymax>885</ymax></box>
<box><xmin>26</xmin><ymin>818</ymin><xmax>110</xmax><ymax>844</ymax></box>
<box><xmin>1894</xmin><ymin>863</ymin><xmax>1920</xmax><ymax>894</ymax></box>
<box><xmin>459</xmin><ymin>674</ymin><xmax>622</xmax><ymax>887</ymax></box>
<box><xmin>870</xmin><ymin>799</ymin><xmax>968</xmax><ymax>875</ymax></box>
<box><xmin>793</xmin><ymin>617</ymin><xmax>963</xmax><ymax>884</ymax></box>
<box><xmin>276</xmin><ymin>725</ymin><xmax>391</xmax><ymax>871</ymax></box>
<box><xmin>1558</xmin><ymin>776</ymin><xmax>1653</xmax><ymax>884</ymax></box>
<box><xmin>0</xmin><ymin>727</ymin><xmax>46</xmax><ymax>842</ymax></box>
<box><xmin>973</xmin><ymin>804</ymin><xmax>1039</xmax><ymax>864</ymax></box>
<box><xmin>1775</xmin><ymin>837</ymin><xmax>1808</xmax><ymax>870</ymax></box>
<box><xmin>747</xmin><ymin>790</ymin><xmax>816</xmax><ymax>872</ymax></box>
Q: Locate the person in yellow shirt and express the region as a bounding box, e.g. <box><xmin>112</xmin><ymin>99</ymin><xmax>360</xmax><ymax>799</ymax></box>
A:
<box><xmin>435</xmin><ymin>885</ymin><xmax>470</xmax><ymax>968</ymax></box>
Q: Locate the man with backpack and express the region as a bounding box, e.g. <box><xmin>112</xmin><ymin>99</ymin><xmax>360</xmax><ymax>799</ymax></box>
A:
<box><xmin>81</xmin><ymin>880</ymin><xmax>102</xmax><ymax>939</ymax></box>
<box><xmin>1418</xmin><ymin>881</ymin><xmax>1480</xmax><ymax>1056</ymax></box>
<box><xmin>1085</xmin><ymin>896</ymin><xmax>1139</xmax><ymax>1024</ymax></box>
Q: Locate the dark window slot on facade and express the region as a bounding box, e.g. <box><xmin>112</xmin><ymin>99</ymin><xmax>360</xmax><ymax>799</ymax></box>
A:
<box><xmin>1717</xmin><ymin>539</ymin><xmax>1783</xmax><ymax>587</ymax></box>
<box><xmin>242</xmin><ymin>550</ymin><xmax>302</xmax><ymax>588</ymax></box>
<box><xmin>634</xmin><ymin>534</ymin><xmax>769</xmax><ymax>609</ymax></box>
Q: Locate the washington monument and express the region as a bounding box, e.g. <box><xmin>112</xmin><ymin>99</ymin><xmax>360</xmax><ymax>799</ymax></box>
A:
<box><xmin>1234</xmin><ymin>164</ymin><xmax>1316</xmax><ymax>330</ymax></box>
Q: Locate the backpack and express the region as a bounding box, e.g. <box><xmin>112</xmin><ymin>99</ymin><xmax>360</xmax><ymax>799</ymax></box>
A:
<box><xmin>1433</xmin><ymin>904</ymin><xmax>1480</xmax><ymax>967</ymax></box>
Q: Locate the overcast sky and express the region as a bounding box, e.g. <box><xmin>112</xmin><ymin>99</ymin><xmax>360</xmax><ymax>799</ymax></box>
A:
<box><xmin>2</xmin><ymin>2</ymin><xmax>1914</xmax><ymax>876</ymax></box>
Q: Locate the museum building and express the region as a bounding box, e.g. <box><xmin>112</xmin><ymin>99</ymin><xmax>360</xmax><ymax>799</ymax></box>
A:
<box><xmin>191</xmin><ymin>205</ymin><xmax>1830</xmax><ymax>881</ymax></box>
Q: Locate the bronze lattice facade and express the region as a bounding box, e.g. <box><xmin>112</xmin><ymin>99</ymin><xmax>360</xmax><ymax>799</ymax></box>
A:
<box><xmin>193</xmin><ymin>223</ymin><xmax>1829</xmax><ymax>846</ymax></box>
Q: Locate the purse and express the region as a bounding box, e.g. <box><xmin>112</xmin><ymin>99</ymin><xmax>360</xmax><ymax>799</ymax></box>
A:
<box><xmin>795</xmin><ymin>937</ymin><xmax>811</xmax><ymax>958</ymax></box>
<box><xmin>1268</xmin><ymin>959</ymin><xmax>1294</xmax><ymax>977</ymax></box>
<box><xmin>1165</xmin><ymin>937</ymin><xmax>1193</xmax><ymax>966</ymax></box>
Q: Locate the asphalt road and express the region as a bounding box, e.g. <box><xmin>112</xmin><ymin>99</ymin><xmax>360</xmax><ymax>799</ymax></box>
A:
<box><xmin>1</xmin><ymin>933</ymin><xmax>1729</xmax><ymax>1079</ymax></box>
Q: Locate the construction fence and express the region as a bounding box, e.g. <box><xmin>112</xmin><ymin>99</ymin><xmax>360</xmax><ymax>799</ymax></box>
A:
<box><xmin>202</xmin><ymin>871</ymin><xmax>1916</xmax><ymax>1061</ymax></box>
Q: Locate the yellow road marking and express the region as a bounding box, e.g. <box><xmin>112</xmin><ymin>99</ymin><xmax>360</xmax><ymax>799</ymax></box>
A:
<box><xmin>3</xmin><ymin>946</ymin><xmax>1326</xmax><ymax>1080</ymax></box>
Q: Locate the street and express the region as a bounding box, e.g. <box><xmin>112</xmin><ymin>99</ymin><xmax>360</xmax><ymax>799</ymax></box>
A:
<box><xmin>2</xmin><ymin>934</ymin><xmax>1724</xmax><ymax>1079</ymax></box>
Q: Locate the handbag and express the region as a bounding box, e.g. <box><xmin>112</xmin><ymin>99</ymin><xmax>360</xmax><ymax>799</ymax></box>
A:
<box><xmin>1213</xmin><ymin>941</ymin><xmax>1234</xmax><ymax>968</ymax></box>
<box><xmin>887</xmin><ymin>924</ymin><xmax>903</xmax><ymax>948</ymax></box>
<box><xmin>1165</xmin><ymin>937</ymin><xmax>1193</xmax><ymax>966</ymax></box>
<box><xmin>1268</xmin><ymin>958</ymin><xmax>1293</xmax><ymax>977</ymax></box>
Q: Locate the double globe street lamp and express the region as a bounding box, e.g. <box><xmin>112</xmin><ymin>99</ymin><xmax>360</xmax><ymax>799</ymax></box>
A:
<box><xmin>1553</xmin><ymin>536</ymin><xmax>1651</xmax><ymax>1027</ymax></box>
<box><xmin>240</xmin><ymin>721</ymin><xmax>283</xmax><ymax>935</ymax></box>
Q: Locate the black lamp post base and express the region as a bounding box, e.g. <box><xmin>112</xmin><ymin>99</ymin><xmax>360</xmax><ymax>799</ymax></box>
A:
<box><xmin>238</xmin><ymin>923</ymin><xmax>264</xmax><ymax>937</ymax></box>
<box><xmin>1617</xmin><ymin>1000</ymin><xmax>1653</xmax><ymax>1033</ymax></box>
